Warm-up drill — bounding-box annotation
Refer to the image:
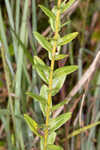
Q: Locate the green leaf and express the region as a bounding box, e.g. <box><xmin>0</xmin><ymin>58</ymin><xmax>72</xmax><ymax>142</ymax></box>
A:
<box><xmin>49</xmin><ymin>6</ymin><xmax>57</xmax><ymax>31</ymax></box>
<box><xmin>47</xmin><ymin>144</ymin><xmax>63</xmax><ymax>150</ymax></box>
<box><xmin>40</xmin><ymin>133</ymin><xmax>56</xmax><ymax>150</ymax></box>
<box><xmin>52</xmin><ymin>99</ymin><xmax>69</xmax><ymax>111</ymax></box>
<box><xmin>67</xmin><ymin>121</ymin><xmax>100</xmax><ymax>139</ymax></box>
<box><xmin>49</xmin><ymin>112</ymin><xmax>72</xmax><ymax>133</ymax></box>
<box><xmin>34</xmin><ymin>32</ymin><xmax>52</xmax><ymax>52</ymax></box>
<box><xmin>24</xmin><ymin>114</ymin><xmax>41</xmax><ymax>137</ymax></box>
<box><xmin>40</xmin><ymin>85</ymin><xmax>49</xmax><ymax>116</ymax></box>
<box><xmin>34</xmin><ymin>56</ymin><xmax>50</xmax><ymax>84</ymax></box>
<box><xmin>48</xmin><ymin>132</ymin><xmax>56</xmax><ymax>144</ymax></box>
<box><xmin>58</xmin><ymin>32</ymin><xmax>78</xmax><ymax>46</ymax></box>
<box><xmin>61</xmin><ymin>20</ymin><xmax>71</xmax><ymax>28</ymax></box>
<box><xmin>51</xmin><ymin>66</ymin><xmax>78</xmax><ymax>96</ymax></box>
<box><xmin>26</xmin><ymin>92</ymin><xmax>47</xmax><ymax>105</ymax></box>
<box><xmin>39</xmin><ymin>5</ymin><xmax>55</xmax><ymax>20</ymax></box>
<box><xmin>55</xmin><ymin>54</ymin><xmax>68</xmax><ymax>61</ymax></box>
<box><xmin>52</xmin><ymin>76</ymin><xmax>66</xmax><ymax>96</ymax></box>
<box><xmin>49</xmin><ymin>17</ymin><xmax>55</xmax><ymax>32</ymax></box>
<box><xmin>61</xmin><ymin>0</ymin><xmax>76</xmax><ymax>13</ymax></box>
<box><xmin>53</xmin><ymin>65</ymin><xmax>78</xmax><ymax>78</ymax></box>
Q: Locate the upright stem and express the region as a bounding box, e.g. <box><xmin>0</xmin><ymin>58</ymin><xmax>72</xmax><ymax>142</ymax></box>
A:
<box><xmin>44</xmin><ymin>0</ymin><xmax>61</xmax><ymax>150</ymax></box>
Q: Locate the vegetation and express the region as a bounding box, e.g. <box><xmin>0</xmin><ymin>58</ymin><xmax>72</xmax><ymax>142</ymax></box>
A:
<box><xmin>0</xmin><ymin>0</ymin><xmax>100</xmax><ymax>150</ymax></box>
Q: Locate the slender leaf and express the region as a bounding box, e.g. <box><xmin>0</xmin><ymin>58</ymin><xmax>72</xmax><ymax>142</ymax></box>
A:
<box><xmin>40</xmin><ymin>85</ymin><xmax>48</xmax><ymax>116</ymax></box>
<box><xmin>61</xmin><ymin>0</ymin><xmax>76</xmax><ymax>13</ymax></box>
<box><xmin>49</xmin><ymin>17</ymin><xmax>55</xmax><ymax>32</ymax></box>
<box><xmin>47</xmin><ymin>144</ymin><xmax>63</xmax><ymax>150</ymax></box>
<box><xmin>67</xmin><ymin>121</ymin><xmax>100</xmax><ymax>139</ymax></box>
<box><xmin>49</xmin><ymin>112</ymin><xmax>72</xmax><ymax>132</ymax></box>
<box><xmin>61</xmin><ymin>20</ymin><xmax>71</xmax><ymax>28</ymax></box>
<box><xmin>52</xmin><ymin>76</ymin><xmax>66</xmax><ymax>96</ymax></box>
<box><xmin>34</xmin><ymin>56</ymin><xmax>50</xmax><ymax>83</ymax></box>
<box><xmin>39</xmin><ymin>5</ymin><xmax>56</xmax><ymax>32</ymax></box>
<box><xmin>0</xmin><ymin>9</ymin><xmax>14</xmax><ymax>76</ymax></box>
<box><xmin>15</xmin><ymin>0</ymin><xmax>20</xmax><ymax>33</ymax></box>
<box><xmin>55</xmin><ymin>54</ymin><xmax>68</xmax><ymax>61</ymax></box>
<box><xmin>52</xmin><ymin>99</ymin><xmax>69</xmax><ymax>111</ymax></box>
<box><xmin>58</xmin><ymin>32</ymin><xmax>78</xmax><ymax>46</ymax></box>
<box><xmin>26</xmin><ymin>92</ymin><xmax>47</xmax><ymax>105</ymax></box>
<box><xmin>48</xmin><ymin>132</ymin><xmax>56</xmax><ymax>144</ymax></box>
<box><xmin>34</xmin><ymin>32</ymin><xmax>52</xmax><ymax>52</ymax></box>
<box><xmin>24</xmin><ymin>114</ymin><xmax>41</xmax><ymax>137</ymax></box>
<box><xmin>39</xmin><ymin>5</ymin><xmax>55</xmax><ymax>20</ymax></box>
<box><xmin>5</xmin><ymin>0</ymin><xmax>18</xmax><ymax>61</ymax></box>
<box><xmin>53</xmin><ymin>65</ymin><xmax>78</xmax><ymax>78</ymax></box>
<box><xmin>52</xmin><ymin>66</ymin><xmax>78</xmax><ymax>96</ymax></box>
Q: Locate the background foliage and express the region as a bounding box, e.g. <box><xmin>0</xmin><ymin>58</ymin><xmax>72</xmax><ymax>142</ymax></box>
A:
<box><xmin>0</xmin><ymin>0</ymin><xmax>100</xmax><ymax>150</ymax></box>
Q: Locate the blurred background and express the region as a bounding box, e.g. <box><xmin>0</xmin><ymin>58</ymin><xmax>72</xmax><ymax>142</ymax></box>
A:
<box><xmin>0</xmin><ymin>0</ymin><xmax>100</xmax><ymax>150</ymax></box>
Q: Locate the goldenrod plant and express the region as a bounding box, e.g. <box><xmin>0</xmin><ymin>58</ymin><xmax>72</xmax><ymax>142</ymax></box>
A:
<box><xmin>24</xmin><ymin>0</ymin><xmax>100</xmax><ymax>150</ymax></box>
<box><xmin>0</xmin><ymin>0</ymin><xmax>100</xmax><ymax>150</ymax></box>
<box><xmin>24</xmin><ymin>0</ymin><xmax>78</xmax><ymax>150</ymax></box>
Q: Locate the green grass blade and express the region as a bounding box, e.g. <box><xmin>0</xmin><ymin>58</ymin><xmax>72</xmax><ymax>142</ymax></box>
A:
<box><xmin>5</xmin><ymin>0</ymin><xmax>18</xmax><ymax>61</ymax></box>
<box><xmin>15</xmin><ymin>0</ymin><xmax>20</xmax><ymax>33</ymax></box>
<box><xmin>15</xmin><ymin>0</ymin><xmax>29</xmax><ymax>149</ymax></box>
<box><xmin>10</xmin><ymin>27</ymin><xmax>33</xmax><ymax>64</ymax></box>
<box><xmin>32</xmin><ymin>0</ymin><xmax>37</xmax><ymax>53</ymax></box>
<box><xmin>0</xmin><ymin>8</ymin><xmax>14</xmax><ymax>76</ymax></box>
<box><xmin>67</xmin><ymin>121</ymin><xmax>100</xmax><ymax>139</ymax></box>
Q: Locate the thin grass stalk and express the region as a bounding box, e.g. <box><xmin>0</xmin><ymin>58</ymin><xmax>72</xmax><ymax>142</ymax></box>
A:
<box><xmin>11</xmin><ymin>0</ymin><xmax>14</xmax><ymax>14</ymax></box>
<box><xmin>86</xmin><ymin>113</ymin><xmax>100</xmax><ymax>150</ymax></box>
<box><xmin>87</xmin><ymin>72</ymin><xmax>100</xmax><ymax>150</ymax></box>
<box><xmin>5</xmin><ymin>0</ymin><xmax>18</xmax><ymax>61</ymax></box>
<box><xmin>78</xmin><ymin>1</ymin><xmax>91</xmax><ymax>149</ymax></box>
<box><xmin>15</xmin><ymin>0</ymin><xmax>29</xmax><ymax>113</ymax></box>
<box><xmin>15</xmin><ymin>0</ymin><xmax>20</xmax><ymax>33</ymax></box>
<box><xmin>0</xmin><ymin>8</ymin><xmax>14</xmax><ymax>76</ymax></box>
<box><xmin>68</xmin><ymin>18</ymin><xmax>74</xmax><ymax>65</ymax></box>
<box><xmin>78</xmin><ymin>0</ymin><xmax>91</xmax><ymax>89</ymax></box>
<box><xmin>28</xmin><ymin>21</ymin><xmax>36</xmax><ymax>55</ymax></box>
<box><xmin>32</xmin><ymin>0</ymin><xmax>37</xmax><ymax>55</ymax></box>
<box><xmin>15</xmin><ymin>0</ymin><xmax>29</xmax><ymax>149</ymax></box>
<box><xmin>44</xmin><ymin>0</ymin><xmax>62</xmax><ymax>149</ymax></box>
<box><xmin>32</xmin><ymin>0</ymin><xmax>42</xmax><ymax>121</ymax></box>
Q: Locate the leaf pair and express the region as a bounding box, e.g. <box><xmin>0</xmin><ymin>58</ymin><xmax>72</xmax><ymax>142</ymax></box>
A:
<box><xmin>39</xmin><ymin>0</ymin><xmax>76</xmax><ymax>31</ymax></box>
<box><xmin>34</xmin><ymin>56</ymin><xmax>78</xmax><ymax>97</ymax></box>
<box><xmin>49</xmin><ymin>112</ymin><xmax>72</xmax><ymax>133</ymax></box>
<box><xmin>40</xmin><ymin>112</ymin><xmax>72</xmax><ymax>150</ymax></box>
<box><xmin>24</xmin><ymin>112</ymin><xmax>71</xmax><ymax>137</ymax></box>
<box><xmin>34</xmin><ymin>31</ymin><xmax>78</xmax><ymax>52</ymax></box>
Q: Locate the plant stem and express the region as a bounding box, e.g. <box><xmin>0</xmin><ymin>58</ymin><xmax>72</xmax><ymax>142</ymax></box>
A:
<box><xmin>44</xmin><ymin>0</ymin><xmax>61</xmax><ymax>150</ymax></box>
